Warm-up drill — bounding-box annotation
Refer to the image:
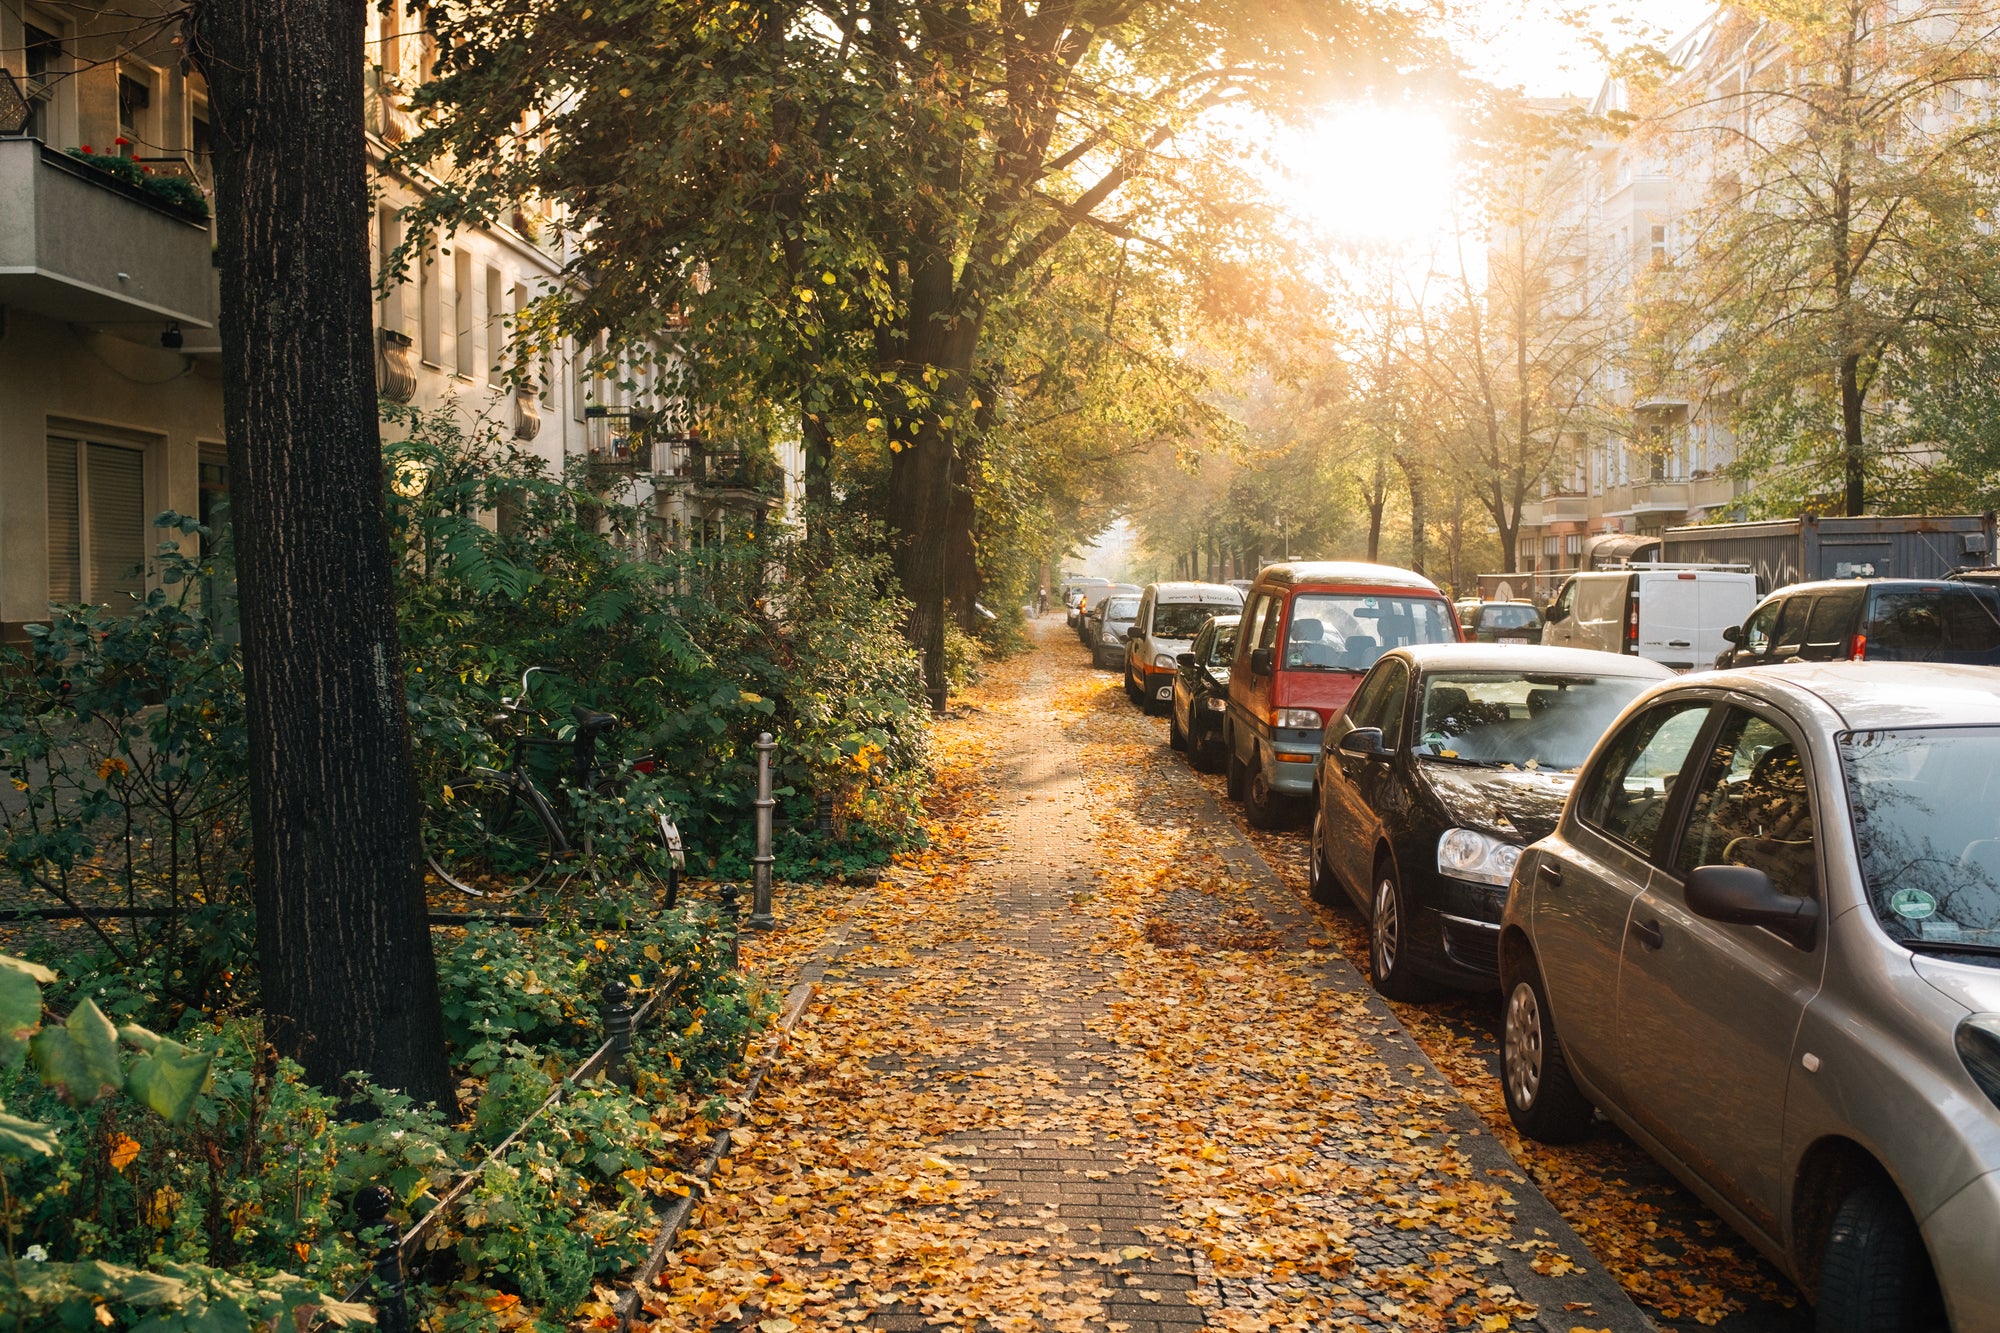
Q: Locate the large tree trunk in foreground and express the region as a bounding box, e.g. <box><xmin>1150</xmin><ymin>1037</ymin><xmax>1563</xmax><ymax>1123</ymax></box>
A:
<box><xmin>192</xmin><ymin>0</ymin><xmax>454</xmax><ymax>1108</ymax></box>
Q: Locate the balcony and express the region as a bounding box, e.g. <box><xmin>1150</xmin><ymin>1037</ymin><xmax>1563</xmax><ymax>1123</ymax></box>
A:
<box><xmin>0</xmin><ymin>138</ymin><xmax>216</xmax><ymax>331</ymax></box>
<box><xmin>1627</xmin><ymin>481</ymin><xmax>1690</xmax><ymax>514</ymax></box>
<box><xmin>1534</xmin><ymin>493</ymin><xmax>1590</xmax><ymax>524</ymax></box>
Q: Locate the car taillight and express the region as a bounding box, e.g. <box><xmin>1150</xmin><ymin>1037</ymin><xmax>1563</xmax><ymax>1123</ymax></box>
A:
<box><xmin>1851</xmin><ymin>633</ymin><xmax>1867</xmax><ymax>661</ymax></box>
<box><xmin>1626</xmin><ymin>601</ymin><xmax>1639</xmax><ymax>647</ymax></box>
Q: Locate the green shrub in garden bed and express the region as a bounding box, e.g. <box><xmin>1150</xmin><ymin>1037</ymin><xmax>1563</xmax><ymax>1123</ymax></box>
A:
<box><xmin>0</xmin><ymin>899</ymin><xmax>769</xmax><ymax>1331</ymax></box>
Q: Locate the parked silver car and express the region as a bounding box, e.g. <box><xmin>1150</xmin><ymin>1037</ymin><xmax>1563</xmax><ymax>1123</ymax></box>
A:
<box><xmin>1500</xmin><ymin>662</ymin><xmax>2000</xmax><ymax>1329</ymax></box>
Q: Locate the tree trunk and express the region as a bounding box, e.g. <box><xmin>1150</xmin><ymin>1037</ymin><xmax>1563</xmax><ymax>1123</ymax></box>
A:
<box><xmin>1398</xmin><ymin>453</ymin><xmax>1427</xmax><ymax>577</ymax></box>
<box><xmin>944</xmin><ymin>439</ymin><xmax>980</xmax><ymax>631</ymax></box>
<box><xmin>1365</xmin><ymin>454</ymin><xmax>1388</xmax><ymax>563</ymax></box>
<box><xmin>191</xmin><ymin>0</ymin><xmax>453</xmax><ymax>1108</ymax></box>
<box><xmin>1840</xmin><ymin>352</ymin><xmax>1866</xmax><ymax>516</ymax></box>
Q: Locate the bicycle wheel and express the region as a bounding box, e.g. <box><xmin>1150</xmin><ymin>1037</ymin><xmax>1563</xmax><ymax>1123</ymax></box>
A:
<box><xmin>586</xmin><ymin>777</ymin><xmax>684</xmax><ymax>897</ymax></box>
<box><xmin>424</xmin><ymin>778</ymin><xmax>556</xmax><ymax>897</ymax></box>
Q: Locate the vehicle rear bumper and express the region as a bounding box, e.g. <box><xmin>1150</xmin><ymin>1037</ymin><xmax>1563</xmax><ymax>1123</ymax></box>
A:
<box><xmin>1261</xmin><ymin>736</ymin><xmax>1322</xmax><ymax>796</ymax></box>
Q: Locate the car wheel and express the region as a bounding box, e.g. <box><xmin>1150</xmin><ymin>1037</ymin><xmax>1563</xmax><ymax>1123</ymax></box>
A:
<box><xmin>1192</xmin><ymin>719</ymin><xmax>1222</xmax><ymax>773</ymax></box>
<box><xmin>1307</xmin><ymin>806</ymin><xmax>1337</xmax><ymax>905</ymax></box>
<box><xmin>1245</xmin><ymin>761</ymin><xmax>1293</xmax><ymax>830</ymax></box>
<box><xmin>1817</xmin><ymin>1179</ymin><xmax>1945</xmax><ymax>1333</ymax></box>
<box><xmin>1168</xmin><ymin>706</ymin><xmax>1187</xmax><ymax>751</ymax></box>
<box><xmin>1500</xmin><ymin>958</ymin><xmax>1594</xmax><ymax>1143</ymax></box>
<box><xmin>1226</xmin><ymin>741</ymin><xmax>1247</xmax><ymax>801</ymax></box>
<box><xmin>1368</xmin><ymin>862</ymin><xmax>1433</xmax><ymax>1000</ymax></box>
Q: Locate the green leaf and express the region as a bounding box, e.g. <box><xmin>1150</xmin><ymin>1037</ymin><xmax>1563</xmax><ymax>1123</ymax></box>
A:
<box><xmin>125</xmin><ymin>1038</ymin><xmax>212</xmax><ymax>1125</ymax></box>
<box><xmin>0</xmin><ymin>1108</ymin><xmax>59</xmax><ymax>1158</ymax></box>
<box><xmin>0</xmin><ymin>953</ymin><xmax>54</xmax><ymax>1070</ymax></box>
<box><xmin>30</xmin><ymin>997</ymin><xmax>124</xmax><ymax>1105</ymax></box>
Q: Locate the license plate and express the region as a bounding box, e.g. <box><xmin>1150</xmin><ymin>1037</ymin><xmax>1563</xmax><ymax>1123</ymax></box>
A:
<box><xmin>1499</xmin><ymin>637</ymin><xmax>1528</xmax><ymax>645</ymax></box>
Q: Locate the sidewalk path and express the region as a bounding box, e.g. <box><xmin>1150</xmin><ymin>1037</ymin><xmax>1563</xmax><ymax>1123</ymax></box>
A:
<box><xmin>645</xmin><ymin>627</ymin><xmax>1653</xmax><ymax>1333</ymax></box>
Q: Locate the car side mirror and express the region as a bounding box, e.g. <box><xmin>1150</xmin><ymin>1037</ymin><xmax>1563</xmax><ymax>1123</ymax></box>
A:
<box><xmin>1337</xmin><ymin>726</ymin><xmax>1389</xmax><ymax>758</ymax></box>
<box><xmin>1176</xmin><ymin>652</ymin><xmax>1196</xmax><ymax>669</ymax></box>
<box><xmin>1249</xmin><ymin>647</ymin><xmax>1274</xmax><ymax>676</ymax></box>
<box><xmin>1722</xmin><ymin>624</ymin><xmax>1742</xmax><ymax>645</ymax></box>
<box><xmin>1125</xmin><ymin>626</ymin><xmax>1141</xmax><ymax>640</ymax></box>
<box><xmin>1685</xmin><ymin>865</ymin><xmax>1819</xmax><ymax>948</ymax></box>
<box><xmin>1544</xmin><ymin>604</ymin><xmax>1568</xmax><ymax>623</ymax></box>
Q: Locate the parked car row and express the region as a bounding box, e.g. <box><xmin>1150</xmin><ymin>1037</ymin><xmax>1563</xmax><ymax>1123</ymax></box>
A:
<box><xmin>1104</xmin><ymin>558</ymin><xmax>2000</xmax><ymax>1329</ymax></box>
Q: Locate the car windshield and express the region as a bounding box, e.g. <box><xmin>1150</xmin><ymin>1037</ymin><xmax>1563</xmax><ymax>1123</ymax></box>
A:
<box><xmin>1840</xmin><ymin>726</ymin><xmax>2000</xmax><ymax>952</ymax></box>
<box><xmin>1480</xmin><ymin>604</ymin><xmax>1541</xmax><ymax>632</ymax></box>
<box><xmin>1104</xmin><ymin>597</ymin><xmax>1139</xmax><ymax>621</ymax></box>
<box><xmin>1413</xmin><ymin>671</ymin><xmax>1657</xmax><ymax>770</ymax></box>
<box><xmin>1285</xmin><ymin>594</ymin><xmax>1456</xmax><ymax>672</ymax></box>
<box><xmin>1863</xmin><ymin>585</ymin><xmax>2000</xmax><ymax>663</ymax></box>
<box><xmin>1153</xmin><ymin>602</ymin><xmax>1227</xmax><ymax>639</ymax></box>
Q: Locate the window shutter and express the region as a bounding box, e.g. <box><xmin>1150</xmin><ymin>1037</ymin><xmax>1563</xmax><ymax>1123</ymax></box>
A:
<box><xmin>46</xmin><ymin>437</ymin><xmax>81</xmax><ymax>604</ymax></box>
<box><xmin>87</xmin><ymin>443</ymin><xmax>147</xmax><ymax>608</ymax></box>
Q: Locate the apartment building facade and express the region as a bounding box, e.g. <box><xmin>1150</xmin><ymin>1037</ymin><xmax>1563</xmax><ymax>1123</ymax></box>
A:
<box><xmin>0</xmin><ymin>1</ymin><xmax>796</xmax><ymax>641</ymax></box>
<box><xmin>1510</xmin><ymin>12</ymin><xmax>1753</xmax><ymax>587</ymax></box>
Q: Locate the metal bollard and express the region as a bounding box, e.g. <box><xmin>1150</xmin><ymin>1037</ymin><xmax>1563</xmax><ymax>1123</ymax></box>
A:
<box><xmin>750</xmin><ymin>733</ymin><xmax>777</xmax><ymax>930</ymax></box>
<box><xmin>816</xmin><ymin>790</ymin><xmax>834</xmax><ymax>839</ymax></box>
<box><xmin>355</xmin><ymin>1185</ymin><xmax>411</xmax><ymax>1333</ymax></box>
<box><xmin>601</xmin><ymin>977</ymin><xmax>635</xmax><ymax>1087</ymax></box>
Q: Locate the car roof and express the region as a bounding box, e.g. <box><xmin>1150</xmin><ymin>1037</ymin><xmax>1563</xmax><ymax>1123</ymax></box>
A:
<box><xmin>1250</xmin><ymin>562</ymin><xmax>1446</xmax><ymax>594</ymax></box>
<box><xmin>1394</xmin><ymin>644</ymin><xmax>1673</xmax><ymax>677</ymax></box>
<box><xmin>1147</xmin><ymin>581</ymin><xmax>1244</xmax><ymax>602</ymax></box>
<box><xmin>1700</xmin><ymin>662</ymin><xmax>2000</xmax><ymax>730</ymax></box>
<box><xmin>1759</xmin><ymin>577</ymin><xmax>1990</xmax><ymax>597</ymax></box>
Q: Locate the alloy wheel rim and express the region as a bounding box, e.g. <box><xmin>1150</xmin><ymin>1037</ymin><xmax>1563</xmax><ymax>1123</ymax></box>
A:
<box><xmin>1372</xmin><ymin>877</ymin><xmax>1398</xmax><ymax>976</ymax></box>
<box><xmin>1506</xmin><ymin>981</ymin><xmax>1543</xmax><ymax>1109</ymax></box>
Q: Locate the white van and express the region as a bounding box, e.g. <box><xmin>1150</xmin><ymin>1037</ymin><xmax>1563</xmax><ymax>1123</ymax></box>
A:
<box><xmin>1540</xmin><ymin>565</ymin><xmax>1758</xmax><ymax>670</ymax></box>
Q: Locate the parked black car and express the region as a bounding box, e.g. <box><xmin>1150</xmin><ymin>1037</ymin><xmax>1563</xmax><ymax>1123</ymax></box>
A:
<box><xmin>1168</xmin><ymin>614</ymin><xmax>1239</xmax><ymax>771</ymax></box>
<box><xmin>1460</xmin><ymin>600</ymin><xmax>1544</xmax><ymax>645</ymax></box>
<box><xmin>1308</xmin><ymin>644</ymin><xmax>1671</xmax><ymax>998</ymax></box>
<box><xmin>1715</xmin><ymin>577</ymin><xmax>2000</xmax><ymax>669</ymax></box>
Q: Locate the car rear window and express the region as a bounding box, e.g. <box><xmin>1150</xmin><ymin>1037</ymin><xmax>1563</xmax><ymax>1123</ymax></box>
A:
<box><xmin>1864</xmin><ymin>584</ymin><xmax>2000</xmax><ymax>662</ymax></box>
<box><xmin>1285</xmin><ymin>593</ymin><xmax>1456</xmax><ymax>672</ymax></box>
<box><xmin>1480</xmin><ymin>604</ymin><xmax>1540</xmax><ymax>632</ymax></box>
<box><xmin>1152</xmin><ymin>602</ymin><xmax>1226</xmax><ymax>639</ymax></box>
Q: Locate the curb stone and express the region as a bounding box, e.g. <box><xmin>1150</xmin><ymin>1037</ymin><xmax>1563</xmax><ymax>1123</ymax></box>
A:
<box><xmin>614</xmin><ymin>921</ymin><xmax>854</xmax><ymax>1328</ymax></box>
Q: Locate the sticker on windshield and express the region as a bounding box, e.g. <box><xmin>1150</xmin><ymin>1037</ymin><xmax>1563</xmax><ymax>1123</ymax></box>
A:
<box><xmin>1890</xmin><ymin>888</ymin><xmax>1939</xmax><ymax>921</ymax></box>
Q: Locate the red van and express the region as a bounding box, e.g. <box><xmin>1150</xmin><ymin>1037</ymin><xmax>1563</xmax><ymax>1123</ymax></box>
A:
<box><xmin>1225</xmin><ymin>563</ymin><xmax>1461</xmax><ymax>826</ymax></box>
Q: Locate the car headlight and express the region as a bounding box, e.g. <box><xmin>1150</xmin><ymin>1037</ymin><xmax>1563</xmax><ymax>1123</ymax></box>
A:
<box><xmin>1203</xmin><ymin>696</ymin><xmax>1227</xmax><ymax>711</ymax></box>
<box><xmin>1956</xmin><ymin>1015</ymin><xmax>2000</xmax><ymax>1111</ymax></box>
<box><xmin>1436</xmin><ymin>827</ymin><xmax>1522</xmax><ymax>887</ymax></box>
<box><xmin>1274</xmin><ymin>707</ymin><xmax>1321</xmax><ymax>730</ymax></box>
<box><xmin>1101</xmin><ymin>627</ymin><xmax>1121</xmax><ymax>643</ymax></box>
<box><xmin>1153</xmin><ymin>653</ymin><xmax>1177</xmax><ymax>668</ymax></box>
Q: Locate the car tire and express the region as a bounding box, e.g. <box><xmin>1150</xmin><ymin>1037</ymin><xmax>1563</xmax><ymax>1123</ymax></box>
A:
<box><xmin>1226</xmin><ymin>741</ymin><xmax>1247</xmax><ymax>801</ymax></box>
<box><xmin>1168</xmin><ymin>707</ymin><xmax>1187</xmax><ymax>751</ymax></box>
<box><xmin>1192</xmin><ymin>720</ymin><xmax>1222</xmax><ymax>773</ymax></box>
<box><xmin>1367</xmin><ymin>860</ymin><xmax>1435</xmax><ymax>1000</ymax></box>
<box><xmin>1125</xmin><ymin>665</ymin><xmax>1144</xmax><ymax>704</ymax></box>
<box><xmin>1307</xmin><ymin>806</ymin><xmax>1338</xmax><ymax>905</ymax></box>
<box><xmin>1816</xmin><ymin>1179</ymin><xmax>1945</xmax><ymax>1333</ymax></box>
<box><xmin>1245</xmin><ymin>761</ymin><xmax>1292</xmax><ymax>830</ymax></box>
<box><xmin>1500</xmin><ymin>957</ymin><xmax>1595</xmax><ymax>1143</ymax></box>
<box><xmin>1144</xmin><ymin>683</ymin><xmax>1167</xmax><ymax>717</ymax></box>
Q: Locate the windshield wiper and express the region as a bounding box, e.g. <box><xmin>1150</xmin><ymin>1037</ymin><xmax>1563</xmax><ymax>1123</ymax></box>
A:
<box><xmin>1902</xmin><ymin>938</ymin><xmax>2000</xmax><ymax>958</ymax></box>
<box><xmin>1417</xmin><ymin>752</ymin><xmax>1494</xmax><ymax>766</ymax></box>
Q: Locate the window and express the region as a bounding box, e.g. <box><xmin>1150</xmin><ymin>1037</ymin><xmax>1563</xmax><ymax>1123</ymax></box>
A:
<box><xmin>46</xmin><ymin>435</ymin><xmax>148</xmax><ymax>610</ymax></box>
<box><xmin>453</xmin><ymin>246</ymin><xmax>476</xmax><ymax>377</ymax></box>
<box><xmin>1863</xmin><ymin>585</ymin><xmax>2000</xmax><ymax>661</ymax></box>
<box><xmin>1737</xmin><ymin>599</ymin><xmax>1782</xmax><ymax>657</ymax></box>
<box><xmin>23</xmin><ymin>23</ymin><xmax>62</xmax><ymax>141</ymax></box>
<box><xmin>1772</xmin><ymin>595</ymin><xmax>1812</xmax><ymax>658</ymax></box>
<box><xmin>1801</xmin><ymin>587</ymin><xmax>1863</xmax><ymax>660</ymax></box>
<box><xmin>1577</xmin><ymin>700</ymin><xmax>1714</xmax><ymax>855</ymax></box>
<box><xmin>1564</xmin><ymin>533</ymin><xmax>1583</xmax><ymax>560</ymax></box>
<box><xmin>377</xmin><ymin>205</ymin><xmax>405</xmax><ymax>334</ymax></box>
<box><xmin>1673</xmin><ymin>709</ymin><xmax>1816</xmax><ymax>900</ymax></box>
<box><xmin>117</xmin><ymin>70</ymin><xmax>152</xmax><ymax>154</ymax></box>
<box><xmin>484</xmin><ymin>265</ymin><xmax>505</xmax><ymax>381</ymax></box>
<box><xmin>419</xmin><ymin>246</ymin><xmax>441</xmax><ymax>365</ymax></box>
<box><xmin>1283</xmin><ymin>594</ymin><xmax>1455</xmax><ymax>672</ymax></box>
<box><xmin>189</xmin><ymin>97</ymin><xmax>213</xmax><ymax>185</ymax></box>
<box><xmin>1240</xmin><ymin>594</ymin><xmax>1273</xmax><ymax>665</ymax></box>
<box><xmin>1649</xmin><ymin>223</ymin><xmax>1668</xmax><ymax>266</ymax></box>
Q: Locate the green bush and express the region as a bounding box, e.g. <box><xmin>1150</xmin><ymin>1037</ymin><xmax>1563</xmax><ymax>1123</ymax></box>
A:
<box><xmin>65</xmin><ymin>148</ymin><xmax>211</xmax><ymax>222</ymax></box>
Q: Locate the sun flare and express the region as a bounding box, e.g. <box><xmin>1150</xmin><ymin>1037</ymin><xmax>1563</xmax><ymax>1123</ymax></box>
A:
<box><xmin>1273</xmin><ymin>104</ymin><xmax>1458</xmax><ymax>249</ymax></box>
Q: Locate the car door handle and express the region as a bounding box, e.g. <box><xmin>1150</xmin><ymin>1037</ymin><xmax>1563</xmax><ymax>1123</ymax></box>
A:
<box><xmin>1667</xmin><ymin>639</ymin><xmax>1692</xmax><ymax>648</ymax></box>
<box><xmin>1631</xmin><ymin>917</ymin><xmax>1664</xmax><ymax>951</ymax></box>
<box><xmin>1538</xmin><ymin>861</ymin><xmax>1563</xmax><ymax>884</ymax></box>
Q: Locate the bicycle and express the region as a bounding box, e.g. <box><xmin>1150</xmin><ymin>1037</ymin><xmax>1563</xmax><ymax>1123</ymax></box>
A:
<box><xmin>422</xmin><ymin>668</ymin><xmax>685</xmax><ymax>898</ymax></box>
